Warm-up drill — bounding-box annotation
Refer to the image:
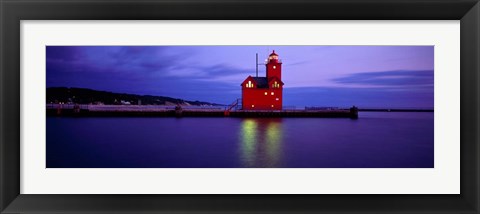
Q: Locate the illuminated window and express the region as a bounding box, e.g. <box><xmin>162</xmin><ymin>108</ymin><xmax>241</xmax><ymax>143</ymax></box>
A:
<box><xmin>251</xmin><ymin>105</ymin><xmax>255</xmax><ymax>108</ymax></box>
<box><xmin>246</xmin><ymin>81</ymin><xmax>254</xmax><ymax>88</ymax></box>
<box><xmin>271</xmin><ymin>105</ymin><xmax>274</xmax><ymax>107</ymax></box>
<box><xmin>271</xmin><ymin>92</ymin><xmax>274</xmax><ymax>95</ymax></box>
<box><xmin>273</xmin><ymin>65</ymin><xmax>276</xmax><ymax>69</ymax></box>
<box><xmin>276</xmin><ymin>98</ymin><xmax>279</xmax><ymax>101</ymax></box>
<box><xmin>264</xmin><ymin>92</ymin><xmax>267</xmax><ymax>95</ymax></box>
<box><xmin>272</xmin><ymin>81</ymin><xmax>280</xmax><ymax>88</ymax></box>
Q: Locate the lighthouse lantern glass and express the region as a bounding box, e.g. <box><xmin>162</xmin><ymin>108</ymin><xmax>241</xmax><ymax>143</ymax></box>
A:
<box><xmin>269</xmin><ymin>55</ymin><xmax>278</xmax><ymax>61</ymax></box>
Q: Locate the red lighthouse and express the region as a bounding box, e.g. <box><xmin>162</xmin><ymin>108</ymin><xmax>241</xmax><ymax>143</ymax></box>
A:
<box><xmin>241</xmin><ymin>50</ymin><xmax>284</xmax><ymax>110</ymax></box>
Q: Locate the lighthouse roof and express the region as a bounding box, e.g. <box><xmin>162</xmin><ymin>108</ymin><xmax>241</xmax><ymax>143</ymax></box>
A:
<box><xmin>269</xmin><ymin>50</ymin><xmax>278</xmax><ymax>56</ymax></box>
<box><xmin>241</xmin><ymin>76</ymin><xmax>273</xmax><ymax>88</ymax></box>
<box><xmin>251</xmin><ymin>77</ymin><xmax>269</xmax><ymax>88</ymax></box>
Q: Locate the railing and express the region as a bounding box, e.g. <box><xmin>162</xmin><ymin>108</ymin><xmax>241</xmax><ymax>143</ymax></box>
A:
<box><xmin>305</xmin><ymin>106</ymin><xmax>340</xmax><ymax>110</ymax></box>
<box><xmin>226</xmin><ymin>98</ymin><xmax>242</xmax><ymax>112</ymax></box>
<box><xmin>282</xmin><ymin>106</ymin><xmax>297</xmax><ymax>110</ymax></box>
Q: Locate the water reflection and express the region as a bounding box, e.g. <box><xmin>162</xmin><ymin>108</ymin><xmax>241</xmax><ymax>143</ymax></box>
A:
<box><xmin>240</xmin><ymin>118</ymin><xmax>284</xmax><ymax>167</ymax></box>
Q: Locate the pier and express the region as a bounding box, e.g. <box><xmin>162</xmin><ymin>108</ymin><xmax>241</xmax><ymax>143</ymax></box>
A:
<box><xmin>46</xmin><ymin>104</ymin><xmax>359</xmax><ymax>119</ymax></box>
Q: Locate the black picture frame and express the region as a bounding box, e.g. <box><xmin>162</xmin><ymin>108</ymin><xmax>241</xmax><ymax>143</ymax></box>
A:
<box><xmin>1</xmin><ymin>0</ymin><xmax>479</xmax><ymax>213</ymax></box>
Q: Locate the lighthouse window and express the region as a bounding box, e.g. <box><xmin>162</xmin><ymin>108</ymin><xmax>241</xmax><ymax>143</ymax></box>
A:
<box><xmin>264</xmin><ymin>92</ymin><xmax>267</xmax><ymax>95</ymax></box>
<box><xmin>276</xmin><ymin>98</ymin><xmax>279</xmax><ymax>101</ymax></box>
<box><xmin>271</xmin><ymin>92</ymin><xmax>274</xmax><ymax>95</ymax></box>
<box><xmin>271</xmin><ymin>105</ymin><xmax>274</xmax><ymax>107</ymax></box>
<box><xmin>273</xmin><ymin>65</ymin><xmax>276</xmax><ymax>69</ymax></box>
<box><xmin>251</xmin><ymin>105</ymin><xmax>255</xmax><ymax>108</ymax></box>
<box><xmin>272</xmin><ymin>81</ymin><xmax>280</xmax><ymax>88</ymax></box>
<box><xmin>246</xmin><ymin>81</ymin><xmax>254</xmax><ymax>88</ymax></box>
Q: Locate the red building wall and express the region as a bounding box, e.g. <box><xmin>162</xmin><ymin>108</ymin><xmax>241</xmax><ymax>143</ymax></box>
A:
<box><xmin>242</xmin><ymin>87</ymin><xmax>282</xmax><ymax>110</ymax></box>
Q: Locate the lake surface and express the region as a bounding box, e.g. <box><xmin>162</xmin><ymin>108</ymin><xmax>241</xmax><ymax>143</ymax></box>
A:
<box><xmin>46</xmin><ymin>112</ymin><xmax>434</xmax><ymax>168</ymax></box>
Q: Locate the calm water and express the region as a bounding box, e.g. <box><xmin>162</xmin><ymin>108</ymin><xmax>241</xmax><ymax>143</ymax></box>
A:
<box><xmin>46</xmin><ymin>112</ymin><xmax>434</xmax><ymax>168</ymax></box>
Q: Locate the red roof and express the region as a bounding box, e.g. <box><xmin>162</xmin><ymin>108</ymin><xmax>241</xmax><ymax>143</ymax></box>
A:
<box><xmin>269</xmin><ymin>50</ymin><xmax>278</xmax><ymax>56</ymax></box>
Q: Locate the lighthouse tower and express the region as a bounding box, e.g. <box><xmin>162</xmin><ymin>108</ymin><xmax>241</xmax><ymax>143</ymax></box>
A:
<box><xmin>241</xmin><ymin>50</ymin><xmax>284</xmax><ymax>110</ymax></box>
<box><xmin>266</xmin><ymin>50</ymin><xmax>282</xmax><ymax>80</ymax></box>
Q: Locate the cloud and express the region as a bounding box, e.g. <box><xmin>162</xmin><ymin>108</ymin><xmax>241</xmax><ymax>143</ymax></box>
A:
<box><xmin>284</xmin><ymin>60</ymin><xmax>308</xmax><ymax>67</ymax></box>
<box><xmin>287</xmin><ymin>69</ymin><xmax>434</xmax><ymax>108</ymax></box>
<box><xmin>165</xmin><ymin>64</ymin><xmax>252</xmax><ymax>79</ymax></box>
<box><xmin>332</xmin><ymin>70</ymin><xmax>433</xmax><ymax>87</ymax></box>
<box><xmin>47</xmin><ymin>46</ymin><xmax>188</xmax><ymax>75</ymax></box>
<box><xmin>283</xmin><ymin>86</ymin><xmax>433</xmax><ymax>108</ymax></box>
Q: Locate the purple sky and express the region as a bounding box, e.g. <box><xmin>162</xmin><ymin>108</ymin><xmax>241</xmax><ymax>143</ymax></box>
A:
<box><xmin>46</xmin><ymin>46</ymin><xmax>434</xmax><ymax>108</ymax></box>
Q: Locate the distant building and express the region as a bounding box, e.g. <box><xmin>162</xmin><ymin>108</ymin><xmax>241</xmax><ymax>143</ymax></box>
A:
<box><xmin>241</xmin><ymin>50</ymin><xmax>284</xmax><ymax>110</ymax></box>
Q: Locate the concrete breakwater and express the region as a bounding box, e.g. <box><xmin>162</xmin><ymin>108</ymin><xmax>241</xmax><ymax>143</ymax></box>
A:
<box><xmin>46</xmin><ymin>105</ymin><xmax>359</xmax><ymax>119</ymax></box>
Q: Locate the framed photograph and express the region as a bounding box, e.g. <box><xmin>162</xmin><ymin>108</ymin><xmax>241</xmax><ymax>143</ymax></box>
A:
<box><xmin>1</xmin><ymin>0</ymin><xmax>479</xmax><ymax>213</ymax></box>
